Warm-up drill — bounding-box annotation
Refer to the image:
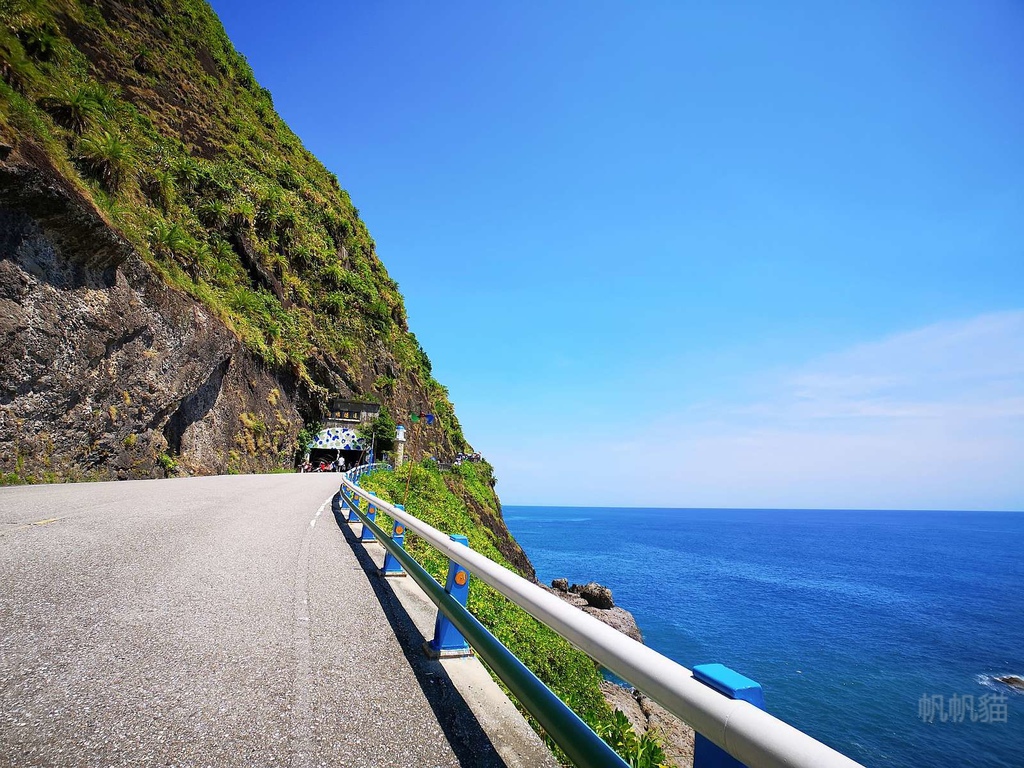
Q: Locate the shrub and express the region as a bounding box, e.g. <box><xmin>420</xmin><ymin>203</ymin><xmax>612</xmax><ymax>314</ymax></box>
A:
<box><xmin>210</xmin><ymin>237</ymin><xmax>234</xmax><ymax>261</ymax></box>
<box><xmin>321</xmin><ymin>261</ymin><xmax>345</xmax><ymax>288</ymax></box>
<box><xmin>142</xmin><ymin>168</ymin><xmax>175</xmax><ymax>209</ymax></box>
<box><xmin>321</xmin><ymin>291</ymin><xmax>346</xmax><ymax>317</ymax></box>
<box><xmin>149</xmin><ymin>220</ymin><xmax>189</xmax><ymax>259</ymax></box>
<box><xmin>197</xmin><ymin>198</ymin><xmax>229</xmax><ymax>229</ymax></box>
<box><xmin>19</xmin><ymin>23</ymin><xmax>59</xmax><ymax>61</ymax></box>
<box><xmin>596</xmin><ymin>710</ymin><xmax>668</xmax><ymax>768</ymax></box>
<box><xmin>227</xmin><ymin>286</ymin><xmax>261</xmax><ymax>315</ymax></box>
<box><xmin>191</xmin><ymin>239</ymin><xmax>214</xmax><ymax>279</ymax></box>
<box><xmin>80</xmin><ymin>82</ymin><xmax>118</xmax><ymax>119</ymax></box>
<box><xmin>39</xmin><ymin>85</ymin><xmax>100</xmax><ymax>132</ymax></box>
<box><xmin>255</xmin><ymin>186</ymin><xmax>283</xmax><ymax>235</ymax></box>
<box><xmin>171</xmin><ymin>155</ymin><xmax>201</xmax><ymax>194</ymax></box>
<box><xmin>228</xmin><ymin>197</ymin><xmax>255</xmax><ymax>231</ymax></box>
<box><xmin>77</xmin><ymin>129</ymin><xmax>136</xmax><ymax>191</ymax></box>
<box><xmin>357</xmin><ymin>407</ymin><xmax>396</xmax><ymax>453</ymax></box>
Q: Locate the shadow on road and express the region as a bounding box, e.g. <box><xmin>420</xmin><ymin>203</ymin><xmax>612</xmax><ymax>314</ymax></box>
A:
<box><xmin>331</xmin><ymin>497</ymin><xmax>510</xmax><ymax>768</ymax></box>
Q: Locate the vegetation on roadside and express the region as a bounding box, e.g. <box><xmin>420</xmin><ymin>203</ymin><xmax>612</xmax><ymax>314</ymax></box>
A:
<box><xmin>357</xmin><ymin>408</ymin><xmax>397</xmax><ymax>455</ymax></box>
<box><xmin>359</xmin><ymin>461</ymin><xmax>670</xmax><ymax>767</ymax></box>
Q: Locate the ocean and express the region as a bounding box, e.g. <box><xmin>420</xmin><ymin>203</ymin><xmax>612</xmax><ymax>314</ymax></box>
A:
<box><xmin>502</xmin><ymin>506</ymin><xmax>1024</xmax><ymax>768</ymax></box>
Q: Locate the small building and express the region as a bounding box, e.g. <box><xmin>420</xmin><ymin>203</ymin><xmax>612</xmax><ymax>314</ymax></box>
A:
<box><xmin>305</xmin><ymin>400</ymin><xmax>381</xmax><ymax>468</ymax></box>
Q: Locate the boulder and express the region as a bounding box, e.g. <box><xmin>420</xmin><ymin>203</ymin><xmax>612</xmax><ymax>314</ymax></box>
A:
<box><xmin>995</xmin><ymin>675</ymin><xmax>1024</xmax><ymax>691</ymax></box>
<box><xmin>575</xmin><ymin>581</ymin><xmax>615</xmax><ymax>609</ymax></box>
<box><xmin>542</xmin><ymin>585</ymin><xmax>641</xmax><ymax>641</ymax></box>
<box><xmin>551</xmin><ymin>578</ymin><xmax>569</xmax><ymax>592</ymax></box>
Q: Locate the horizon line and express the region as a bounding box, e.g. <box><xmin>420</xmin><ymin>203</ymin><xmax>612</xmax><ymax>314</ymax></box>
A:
<box><xmin>501</xmin><ymin>504</ymin><xmax>1024</xmax><ymax>513</ymax></box>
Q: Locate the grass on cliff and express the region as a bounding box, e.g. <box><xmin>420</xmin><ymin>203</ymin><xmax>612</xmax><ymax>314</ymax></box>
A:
<box><xmin>358</xmin><ymin>461</ymin><xmax>668</xmax><ymax>767</ymax></box>
<box><xmin>0</xmin><ymin>0</ymin><xmax>463</xmax><ymax>448</ymax></box>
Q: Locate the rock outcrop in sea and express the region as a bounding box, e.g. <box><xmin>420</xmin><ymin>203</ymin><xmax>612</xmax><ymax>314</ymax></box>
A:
<box><xmin>546</xmin><ymin>578</ymin><xmax>643</xmax><ymax>642</ymax></box>
<box><xmin>995</xmin><ymin>675</ymin><xmax>1024</xmax><ymax>692</ymax></box>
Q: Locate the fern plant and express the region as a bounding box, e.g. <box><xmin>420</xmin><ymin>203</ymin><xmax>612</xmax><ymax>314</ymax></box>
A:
<box><xmin>40</xmin><ymin>85</ymin><xmax>100</xmax><ymax>132</ymax></box>
<box><xmin>197</xmin><ymin>199</ymin><xmax>229</xmax><ymax>229</ymax></box>
<box><xmin>18</xmin><ymin>22</ymin><xmax>59</xmax><ymax>61</ymax></box>
<box><xmin>149</xmin><ymin>220</ymin><xmax>190</xmax><ymax>259</ymax></box>
<box><xmin>77</xmin><ymin>129</ymin><xmax>136</xmax><ymax>191</ymax></box>
<box><xmin>142</xmin><ymin>168</ymin><xmax>175</xmax><ymax>210</ymax></box>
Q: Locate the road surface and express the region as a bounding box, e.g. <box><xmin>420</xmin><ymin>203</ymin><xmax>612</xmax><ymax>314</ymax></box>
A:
<box><xmin>0</xmin><ymin>474</ymin><xmax>494</xmax><ymax>767</ymax></box>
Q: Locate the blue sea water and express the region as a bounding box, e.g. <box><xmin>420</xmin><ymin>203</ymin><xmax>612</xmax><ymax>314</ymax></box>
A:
<box><xmin>503</xmin><ymin>507</ymin><xmax>1024</xmax><ymax>768</ymax></box>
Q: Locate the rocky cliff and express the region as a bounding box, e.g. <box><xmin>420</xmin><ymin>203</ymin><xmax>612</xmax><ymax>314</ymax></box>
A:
<box><xmin>0</xmin><ymin>0</ymin><xmax>464</xmax><ymax>481</ymax></box>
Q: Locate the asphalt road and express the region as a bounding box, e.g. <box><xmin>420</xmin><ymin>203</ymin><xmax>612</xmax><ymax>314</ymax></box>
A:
<box><xmin>0</xmin><ymin>474</ymin><xmax>476</xmax><ymax>767</ymax></box>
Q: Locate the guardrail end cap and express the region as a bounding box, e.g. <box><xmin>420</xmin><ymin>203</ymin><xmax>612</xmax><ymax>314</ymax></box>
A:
<box><xmin>693</xmin><ymin>663</ymin><xmax>765</xmax><ymax>707</ymax></box>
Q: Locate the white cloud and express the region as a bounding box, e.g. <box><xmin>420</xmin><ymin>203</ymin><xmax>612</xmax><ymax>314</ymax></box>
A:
<box><xmin>494</xmin><ymin>311</ymin><xmax>1024</xmax><ymax>510</ymax></box>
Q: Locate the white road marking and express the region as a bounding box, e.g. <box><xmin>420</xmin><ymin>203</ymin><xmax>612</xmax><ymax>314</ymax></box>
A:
<box><xmin>309</xmin><ymin>494</ymin><xmax>335</xmax><ymax>529</ymax></box>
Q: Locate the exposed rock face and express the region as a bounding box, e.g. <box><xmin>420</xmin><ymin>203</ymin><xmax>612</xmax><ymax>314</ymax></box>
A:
<box><xmin>0</xmin><ymin>142</ymin><xmax>466</xmax><ymax>480</ymax></box>
<box><xmin>547</xmin><ymin>579</ymin><xmax>643</xmax><ymax>642</ymax></box>
<box><xmin>588</xmin><ymin>606</ymin><xmax>644</xmax><ymax>643</ymax></box>
<box><xmin>600</xmin><ymin>682</ymin><xmax>695</xmax><ymax>768</ymax></box>
<box><xmin>0</xmin><ymin>152</ymin><xmax>304</xmax><ymax>479</ymax></box>
<box><xmin>601</xmin><ymin>679</ymin><xmax>648</xmax><ymax>733</ymax></box>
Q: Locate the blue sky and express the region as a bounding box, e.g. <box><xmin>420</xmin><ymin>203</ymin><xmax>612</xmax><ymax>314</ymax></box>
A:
<box><xmin>209</xmin><ymin>1</ymin><xmax>1024</xmax><ymax>509</ymax></box>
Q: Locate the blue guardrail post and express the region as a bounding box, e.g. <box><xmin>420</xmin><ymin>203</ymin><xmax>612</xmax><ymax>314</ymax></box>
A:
<box><xmin>692</xmin><ymin>663</ymin><xmax>765</xmax><ymax>768</ymax></box>
<box><xmin>380</xmin><ymin>504</ymin><xmax>406</xmax><ymax>577</ymax></box>
<box><xmin>425</xmin><ymin>534</ymin><xmax>473</xmax><ymax>658</ymax></box>
<box><xmin>347</xmin><ymin>486</ymin><xmax>360</xmax><ymax>522</ymax></box>
<box><xmin>360</xmin><ymin>502</ymin><xmax>377</xmax><ymax>542</ymax></box>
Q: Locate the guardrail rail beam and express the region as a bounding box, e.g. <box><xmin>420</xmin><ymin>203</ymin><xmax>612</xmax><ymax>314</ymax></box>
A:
<box><xmin>337</xmin><ymin>466</ymin><xmax>864</xmax><ymax>768</ymax></box>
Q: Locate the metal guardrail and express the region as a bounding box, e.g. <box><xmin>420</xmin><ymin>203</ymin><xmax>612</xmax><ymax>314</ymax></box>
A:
<box><xmin>339</xmin><ymin>468</ymin><xmax>628</xmax><ymax>767</ymax></box>
<box><xmin>339</xmin><ymin>465</ymin><xmax>865</xmax><ymax>768</ymax></box>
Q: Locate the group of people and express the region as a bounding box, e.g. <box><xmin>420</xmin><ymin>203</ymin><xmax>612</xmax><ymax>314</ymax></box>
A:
<box><xmin>300</xmin><ymin>458</ymin><xmax>346</xmax><ymax>473</ymax></box>
<box><xmin>452</xmin><ymin>451</ymin><xmax>483</xmax><ymax>466</ymax></box>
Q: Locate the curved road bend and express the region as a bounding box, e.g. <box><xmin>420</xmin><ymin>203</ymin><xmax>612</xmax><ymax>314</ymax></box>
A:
<box><xmin>0</xmin><ymin>474</ymin><xmax>477</xmax><ymax>767</ymax></box>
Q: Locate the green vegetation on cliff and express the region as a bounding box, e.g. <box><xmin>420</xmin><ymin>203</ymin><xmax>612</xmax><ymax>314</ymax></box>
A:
<box><xmin>0</xmin><ymin>0</ymin><xmax>463</xmax><ymax>451</ymax></box>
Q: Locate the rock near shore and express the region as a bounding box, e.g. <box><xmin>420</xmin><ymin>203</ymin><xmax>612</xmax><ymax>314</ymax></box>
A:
<box><xmin>995</xmin><ymin>675</ymin><xmax>1024</xmax><ymax>691</ymax></box>
<box><xmin>547</xmin><ymin>579</ymin><xmax>643</xmax><ymax>645</ymax></box>
<box><xmin>600</xmin><ymin>681</ymin><xmax>695</xmax><ymax>768</ymax></box>
<box><xmin>571</xmin><ymin>581</ymin><xmax>616</xmax><ymax>610</ymax></box>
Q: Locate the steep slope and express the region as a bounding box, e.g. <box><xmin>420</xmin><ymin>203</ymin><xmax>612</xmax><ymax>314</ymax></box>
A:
<box><xmin>0</xmin><ymin>0</ymin><xmax>464</xmax><ymax>480</ymax></box>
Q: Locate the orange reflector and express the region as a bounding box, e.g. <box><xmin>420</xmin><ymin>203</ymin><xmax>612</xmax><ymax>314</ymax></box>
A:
<box><xmin>455</xmin><ymin>570</ymin><xmax>468</xmax><ymax>586</ymax></box>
